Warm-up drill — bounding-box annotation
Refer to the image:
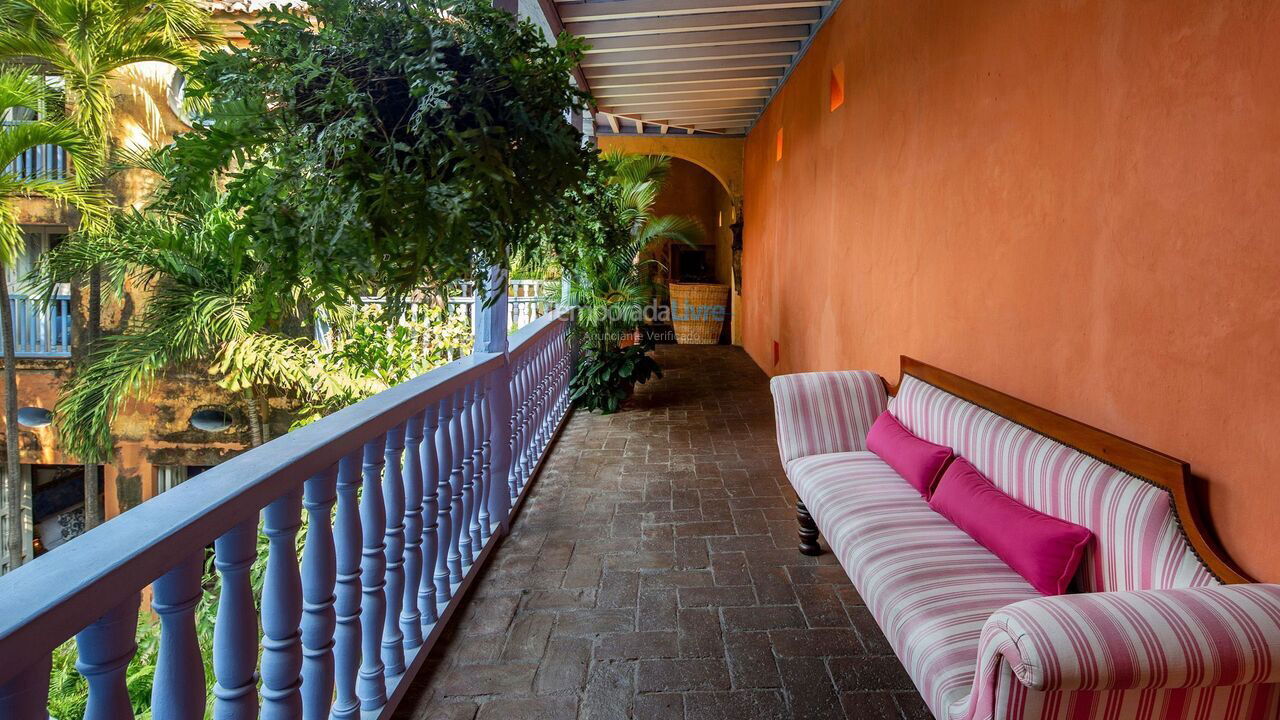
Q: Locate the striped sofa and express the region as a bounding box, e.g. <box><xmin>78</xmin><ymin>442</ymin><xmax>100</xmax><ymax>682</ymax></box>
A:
<box><xmin>771</xmin><ymin>368</ymin><xmax>1280</xmax><ymax>720</ymax></box>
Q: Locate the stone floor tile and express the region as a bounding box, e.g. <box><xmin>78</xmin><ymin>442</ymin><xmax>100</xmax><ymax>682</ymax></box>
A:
<box><xmin>392</xmin><ymin>347</ymin><xmax>933</xmax><ymax>720</ymax></box>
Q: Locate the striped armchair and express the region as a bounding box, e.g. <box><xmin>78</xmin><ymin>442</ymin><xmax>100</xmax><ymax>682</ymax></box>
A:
<box><xmin>771</xmin><ymin>365</ymin><xmax>1280</xmax><ymax>720</ymax></box>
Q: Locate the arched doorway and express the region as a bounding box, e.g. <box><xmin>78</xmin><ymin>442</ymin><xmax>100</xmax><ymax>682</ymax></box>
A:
<box><xmin>649</xmin><ymin>157</ymin><xmax>741</xmax><ymax>345</ymax></box>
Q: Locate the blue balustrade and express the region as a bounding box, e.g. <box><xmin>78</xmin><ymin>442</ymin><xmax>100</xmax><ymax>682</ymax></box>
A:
<box><xmin>152</xmin><ymin>554</ymin><xmax>206</xmax><ymax>719</ymax></box>
<box><xmin>419</xmin><ymin>405</ymin><xmax>441</xmax><ymax>625</ymax></box>
<box><xmin>446</xmin><ymin>389</ymin><xmax>465</xmax><ymax>585</ymax></box>
<box><xmin>2</xmin><ymin>294</ymin><xmax>72</xmax><ymax>358</ymax></box>
<box><xmin>2</xmin><ymin>131</ymin><xmax>69</xmax><ymax>182</ymax></box>
<box><xmin>261</xmin><ymin>489</ymin><xmax>305</xmax><ymax>719</ymax></box>
<box><xmin>331</xmin><ymin>452</ymin><xmax>363</xmax><ymax>719</ymax></box>
<box><xmin>381</xmin><ymin>423</ymin><xmax>407</xmax><ymax>676</ymax></box>
<box><xmin>0</xmin><ymin>294</ymin><xmax>574</xmax><ymax>720</ymax></box>
<box><xmin>213</xmin><ymin>520</ymin><xmax>259</xmax><ymax>719</ymax></box>
<box><xmin>76</xmin><ymin>593</ymin><xmax>140</xmax><ymax>720</ymax></box>
<box><xmin>300</xmin><ymin>466</ymin><xmax>338</xmax><ymax>720</ymax></box>
<box><xmin>458</xmin><ymin>383</ymin><xmax>476</xmax><ymax>567</ymax></box>
<box><xmin>400</xmin><ymin>416</ymin><xmax>426</xmax><ymax>649</ymax></box>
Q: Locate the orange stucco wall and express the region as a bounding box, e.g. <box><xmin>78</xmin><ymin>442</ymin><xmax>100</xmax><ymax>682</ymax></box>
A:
<box><xmin>742</xmin><ymin>0</ymin><xmax>1280</xmax><ymax>580</ymax></box>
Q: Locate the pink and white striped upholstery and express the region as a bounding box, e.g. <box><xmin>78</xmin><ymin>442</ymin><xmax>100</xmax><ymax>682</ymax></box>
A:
<box><xmin>770</xmin><ymin>371</ymin><xmax>887</xmax><ymax>465</ymax></box>
<box><xmin>889</xmin><ymin>375</ymin><xmax>1214</xmax><ymax>593</ymax></box>
<box><xmin>772</xmin><ymin>370</ymin><xmax>1280</xmax><ymax>720</ymax></box>
<box><xmin>788</xmin><ymin>451</ymin><xmax>1043</xmax><ymax>716</ymax></box>
<box><xmin>954</xmin><ymin>585</ymin><xmax>1280</xmax><ymax>720</ymax></box>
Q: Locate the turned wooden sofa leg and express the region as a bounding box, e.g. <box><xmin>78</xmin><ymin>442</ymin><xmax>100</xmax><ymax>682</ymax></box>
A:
<box><xmin>797</xmin><ymin>501</ymin><xmax>822</xmax><ymax>556</ymax></box>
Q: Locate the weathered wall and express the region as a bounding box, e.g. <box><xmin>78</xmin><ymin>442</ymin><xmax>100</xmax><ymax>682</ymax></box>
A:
<box><xmin>742</xmin><ymin>0</ymin><xmax>1280</xmax><ymax>580</ymax></box>
<box><xmin>7</xmin><ymin>61</ymin><xmax>253</xmax><ymax>516</ymax></box>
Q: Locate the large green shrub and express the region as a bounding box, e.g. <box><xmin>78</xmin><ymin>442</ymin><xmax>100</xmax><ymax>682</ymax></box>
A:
<box><xmin>171</xmin><ymin>0</ymin><xmax>596</xmax><ymax>316</ymax></box>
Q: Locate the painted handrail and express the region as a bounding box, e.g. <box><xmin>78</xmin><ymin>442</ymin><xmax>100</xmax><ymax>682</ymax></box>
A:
<box><xmin>0</xmin><ymin>303</ymin><xmax>576</xmax><ymax>719</ymax></box>
<box><xmin>1</xmin><ymin>294</ymin><xmax>72</xmax><ymax>357</ymax></box>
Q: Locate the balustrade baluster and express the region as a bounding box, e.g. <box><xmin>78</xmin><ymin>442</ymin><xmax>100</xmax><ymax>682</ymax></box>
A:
<box><xmin>434</xmin><ymin>395</ymin><xmax>455</xmax><ymax>606</ymax></box>
<box><xmin>262</xmin><ymin>489</ymin><xmax>305</xmax><ymax>719</ymax></box>
<box><xmin>419</xmin><ymin>405</ymin><xmax>441</xmax><ymax>623</ymax></box>
<box><xmin>332</xmin><ymin>452</ymin><xmax>363</xmax><ymax>719</ymax></box>
<box><xmin>458</xmin><ymin>384</ymin><xmax>476</xmax><ymax>566</ymax></box>
<box><xmin>512</xmin><ymin>356</ymin><xmax>527</xmax><ymax>497</ymax></box>
<box><xmin>447</xmin><ymin>389</ymin><xmax>466</xmax><ymax>583</ymax></box>
<box><xmin>152</xmin><ymin>554</ymin><xmax>206</xmax><ymax>719</ymax></box>
<box><xmin>382</xmin><ymin>423</ymin><xmax>407</xmax><ymax>675</ymax></box>
<box><xmin>468</xmin><ymin>380</ymin><xmax>486</xmax><ymax>553</ymax></box>
<box><xmin>0</xmin><ymin>656</ymin><xmax>51</xmax><ymax>719</ymax></box>
<box><xmin>77</xmin><ymin>592</ymin><xmax>141</xmax><ymax>720</ymax></box>
<box><xmin>477</xmin><ymin>374</ymin><xmax>493</xmax><ymax>540</ymax></box>
<box><xmin>514</xmin><ymin>356</ymin><xmax>532</xmax><ymax>493</ymax></box>
<box><xmin>301</xmin><ymin>465</ymin><xmax>339</xmax><ymax>720</ymax></box>
<box><xmin>401</xmin><ymin>416</ymin><xmax>426</xmax><ymax>648</ymax></box>
<box><xmin>212</xmin><ymin>518</ymin><xmax>258</xmax><ymax>720</ymax></box>
<box><xmin>486</xmin><ymin>363</ymin><xmax>514</xmax><ymax>536</ymax></box>
<box><xmin>358</xmin><ymin>438</ymin><xmax>388</xmax><ymax>709</ymax></box>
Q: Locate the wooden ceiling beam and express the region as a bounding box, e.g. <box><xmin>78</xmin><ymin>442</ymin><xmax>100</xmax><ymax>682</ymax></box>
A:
<box><xmin>580</xmin><ymin>42</ymin><xmax>799</xmax><ymax>67</ymax></box>
<box><xmin>560</xmin><ymin>0</ymin><xmax>829</xmax><ymax>22</ymax></box>
<box><xmin>568</xmin><ymin>8</ymin><xmax>821</xmax><ymax>39</ymax></box>
<box><xmin>583</xmin><ymin>25</ymin><xmax>809</xmax><ymax>54</ymax></box>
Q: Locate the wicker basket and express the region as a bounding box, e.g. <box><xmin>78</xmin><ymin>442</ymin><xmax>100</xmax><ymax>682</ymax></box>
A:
<box><xmin>669</xmin><ymin>283</ymin><xmax>730</xmax><ymax>345</ymax></box>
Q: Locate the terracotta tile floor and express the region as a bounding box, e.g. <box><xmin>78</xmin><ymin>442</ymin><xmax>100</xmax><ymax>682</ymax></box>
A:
<box><xmin>394</xmin><ymin>345</ymin><xmax>932</xmax><ymax>720</ymax></box>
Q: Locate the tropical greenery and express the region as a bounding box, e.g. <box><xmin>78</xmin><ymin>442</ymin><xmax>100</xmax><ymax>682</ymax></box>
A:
<box><xmin>0</xmin><ymin>0</ymin><xmax>218</xmax><ymax>531</ymax></box>
<box><xmin>560</xmin><ymin>152</ymin><xmax>702</xmax><ymax>413</ymax></box>
<box><xmin>34</xmin><ymin>150</ymin><xmax>472</xmax><ymax>462</ymax></box>
<box><xmin>163</xmin><ymin>0</ymin><xmax>595</xmax><ymax>316</ymax></box>
<box><xmin>0</xmin><ymin>66</ymin><xmax>103</xmax><ymax>569</ymax></box>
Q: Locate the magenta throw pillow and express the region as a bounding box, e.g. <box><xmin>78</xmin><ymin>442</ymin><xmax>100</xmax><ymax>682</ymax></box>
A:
<box><xmin>929</xmin><ymin>457</ymin><xmax>1093</xmax><ymax>595</ymax></box>
<box><xmin>865</xmin><ymin>411</ymin><xmax>953</xmax><ymax>499</ymax></box>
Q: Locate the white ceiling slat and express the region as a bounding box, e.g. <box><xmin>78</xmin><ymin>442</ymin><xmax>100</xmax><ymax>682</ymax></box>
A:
<box><xmin>586</xmin><ymin>56</ymin><xmax>794</xmax><ymax>78</ymax></box>
<box><xmin>583</xmin><ymin>25</ymin><xmax>809</xmax><ymax>54</ymax></box>
<box><xmin>594</xmin><ymin>78</ymin><xmax>778</xmax><ymax>96</ymax></box>
<box><xmin>609</xmin><ymin>98</ymin><xmax>766</xmax><ymax>112</ymax></box>
<box><xmin>559</xmin><ymin>0</ymin><xmax>829</xmax><ymax>22</ymax></box>
<box><xmin>567</xmin><ymin>8</ymin><xmax>821</xmax><ymax>39</ymax></box>
<box><xmin>580</xmin><ymin>42</ymin><xmax>800</xmax><ymax>67</ymax></box>
<box><xmin>578</xmin><ymin>0</ymin><xmax>832</xmax><ymax>136</ymax></box>
<box><xmin>591</xmin><ymin>68</ymin><xmax>785</xmax><ymax>89</ymax></box>
<box><xmin>641</xmin><ymin>111</ymin><xmax>759</xmax><ymax>124</ymax></box>
<box><xmin>596</xmin><ymin>88</ymin><xmax>772</xmax><ymax>104</ymax></box>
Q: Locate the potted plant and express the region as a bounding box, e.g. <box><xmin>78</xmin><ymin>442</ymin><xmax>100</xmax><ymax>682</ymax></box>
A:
<box><xmin>543</xmin><ymin>154</ymin><xmax>699</xmax><ymax>412</ymax></box>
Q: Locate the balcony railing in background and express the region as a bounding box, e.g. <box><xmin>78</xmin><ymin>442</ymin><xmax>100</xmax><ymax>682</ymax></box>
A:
<box><xmin>0</xmin><ymin>289</ymin><xmax>574</xmax><ymax>718</ymax></box>
<box><xmin>2</xmin><ymin>122</ymin><xmax>69</xmax><ymax>181</ymax></box>
<box><xmin>446</xmin><ymin>279</ymin><xmax>557</xmax><ymax>331</ymax></box>
<box><xmin>1</xmin><ymin>295</ymin><xmax>72</xmax><ymax>358</ymax></box>
<box><xmin>317</xmin><ymin>280</ymin><xmax>559</xmax><ymax>355</ymax></box>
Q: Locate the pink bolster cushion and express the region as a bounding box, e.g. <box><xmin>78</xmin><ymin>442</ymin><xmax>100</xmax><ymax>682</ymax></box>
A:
<box><xmin>929</xmin><ymin>457</ymin><xmax>1094</xmax><ymax>596</ymax></box>
<box><xmin>865</xmin><ymin>410</ymin><xmax>953</xmax><ymax>499</ymax></box>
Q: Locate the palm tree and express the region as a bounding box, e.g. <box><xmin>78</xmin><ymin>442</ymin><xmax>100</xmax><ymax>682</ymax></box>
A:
<box><xmin>566</xmin><ymin>152</ymin><xmax>701</xmax><ymax>352</ymax></box>
<box><xmin>0</xmin><ymin>66</ymin><xmax>102</xmax><ymax>569</ymax></box>
<box><xmin>34</xmin><ymin>167</ymin><xmax>321</xmax><ymax>461</ymax></box>
<box><xmin>0</xmin><ymin>0</ymin><xmax>216</xmax><ymax>529</ymax></box>
<box><xmin>602</xmin><ymin>151</ymin><xmax>703</xmax><ymax>254</ymax></box>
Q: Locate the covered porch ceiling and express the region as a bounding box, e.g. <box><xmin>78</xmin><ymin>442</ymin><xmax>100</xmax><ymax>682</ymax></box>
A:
<box><xmin>545</xmin><ymin>0</ymin><xmax>837</xmax><ymax>137</ymax></box>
